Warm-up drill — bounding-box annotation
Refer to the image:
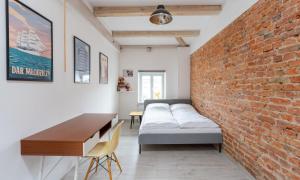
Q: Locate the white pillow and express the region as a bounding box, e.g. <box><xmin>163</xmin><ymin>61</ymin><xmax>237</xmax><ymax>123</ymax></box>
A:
<box><xmin>146</xmin><ymin>103</ymin><xmax>170</xmax><ymax>110</ymax></box>
<box><xmin>170</xmin><ymin>103</ymin><xmax>193</xmax><ymax>111</ymax></box>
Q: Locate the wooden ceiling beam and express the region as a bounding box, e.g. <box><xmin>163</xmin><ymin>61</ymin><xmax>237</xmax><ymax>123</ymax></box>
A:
<box><xmin>94</xmin><ymin>5</ymin><xmax>222</xmax><ymax>17</ymax></box>
<box><xmin>112</xmin><ymin>31</ymin><xmax>200</xmax><ymax>38</ymax></box>
<box><xmin>176</xmin><ymin>37</ymin><xmax>189</xmax><ymax>47</ymax></box>
<box><xmin>69</xmin><ymin>0</ymin><xmax>120</xmax><ymax>50</ymax></box>
<box><xmin>121</xmin><ymin>45</ymin><xmax>179</xmax><ymax>49</ymax></box>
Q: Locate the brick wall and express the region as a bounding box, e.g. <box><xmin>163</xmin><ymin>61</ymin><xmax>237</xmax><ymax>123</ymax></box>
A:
<box><xmin>191</xmin><ymin>0</ymin><xmax>300</xmax><ymax>179</ymax></box>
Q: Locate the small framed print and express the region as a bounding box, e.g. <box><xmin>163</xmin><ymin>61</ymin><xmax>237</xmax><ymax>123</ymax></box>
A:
<box><xmin>74</xmin><ymin>36</ymin><xmax>90</xmax><ymax>84</ymax></box>
<box><xmin>123</xmin><ymin>69</ymin><xmax>133</xmax><ymax>77</ymax></box>
<box><xmin>99</xmin><ymin>53</ymin><xmax>108</xmax><ymax>84</ymax></box>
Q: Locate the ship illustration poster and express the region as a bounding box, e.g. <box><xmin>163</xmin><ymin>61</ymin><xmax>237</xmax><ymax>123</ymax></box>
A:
<box><xmin>6</xmin><ymin>0</ymin><xmax>53</xmax><ymax>81</ymax></box>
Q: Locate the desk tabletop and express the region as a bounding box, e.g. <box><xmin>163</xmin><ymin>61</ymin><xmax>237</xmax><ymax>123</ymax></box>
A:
<box><xmin>22</xmin><ymin>113</ymin><xmax>116</xmax><ymax>143</ymax></box>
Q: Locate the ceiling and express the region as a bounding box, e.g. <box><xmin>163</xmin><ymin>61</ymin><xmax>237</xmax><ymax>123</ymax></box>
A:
<box><xmin>87</xmin><ymin>0</ymin><xmax>225</xmax><ymax>6</ymax></box>
<box><xmin>84</xmin><ymin>0</ymin><xmax>227</xmax><ymax>47</ymax></box>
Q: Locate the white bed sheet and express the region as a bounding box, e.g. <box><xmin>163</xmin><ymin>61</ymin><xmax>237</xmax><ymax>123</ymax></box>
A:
<box><xmin>171</xmin><ymin>104</ymin><xmax>219</xmax><ymax>129</ymax></box>
<box><xmin>141</xmin><ymin>105</ymin><xmax>178</xmax><ymax>130</ymax></box>
<box><xmin>140</xmin><ymin>103</ymin><xmax>220</xmax><ymax>133</ymax></box>
<box><xmin>139</xmin><ymin>127</ymin><xmax>221</xmax><ymax>135</ymax></box>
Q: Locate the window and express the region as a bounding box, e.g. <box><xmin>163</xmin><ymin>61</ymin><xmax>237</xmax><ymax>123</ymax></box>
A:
<box><xmin>138</xmin><ymin>71</ymin><xmax>166</xmax><ymax>103</ymax></box>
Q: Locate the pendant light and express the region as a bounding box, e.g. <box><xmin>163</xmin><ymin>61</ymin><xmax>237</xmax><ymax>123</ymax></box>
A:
<box><xmin>149</xmin><ymin>5</ymin><xmax>173</xmax><ymax>25</ymax></box>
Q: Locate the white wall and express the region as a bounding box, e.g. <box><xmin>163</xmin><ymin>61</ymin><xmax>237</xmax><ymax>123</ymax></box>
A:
<box><xmin>118</xmin><ymin>47</ymin><xmax>190</xmax><ymax>119</ymax></box>
<box><xmin>177</xmin><ymin>47</ymin><xmax>190</xmax><ymax>98</ymax></box>
<box><xmin>191</xmin><ymin>0</ymin><xmax>258</xmax><ymax>53</ymax></box>
<box><xmin>0</xmin><ymin>0</ymin><xmax>119</xmax><ymax>180</ymax></box>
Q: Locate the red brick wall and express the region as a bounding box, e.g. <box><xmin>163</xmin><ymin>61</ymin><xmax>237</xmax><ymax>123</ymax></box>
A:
<box><xmin>191</xmin><ymin>0</ymin><xmax>300</xmax><ymax>179</ymax></box>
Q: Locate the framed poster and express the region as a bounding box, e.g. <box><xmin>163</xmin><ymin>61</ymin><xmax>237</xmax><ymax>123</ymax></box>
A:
<box><xmin>123</xmin><ymin>69</ymin><xmax>133</xmax><ymax>77</ymax></box>
<box><xmin>99</xmin><ymin>53</ymin><xmax>108</xmax><ymax>84</ymax></box>
<box><xmin>74</xmin><ymin>36</ymin><xmax>90</xmax><ymax>84</ymax></box>
<box><xmin>6</xmin><ymin>0</ymin><xmax>53</xmax><ymax>81</ymax></box>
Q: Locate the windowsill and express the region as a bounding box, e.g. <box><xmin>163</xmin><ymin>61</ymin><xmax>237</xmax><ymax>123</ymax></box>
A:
<box><xmin>118</xmin><ymin>91</ymin><xmax>135</xmax><ymax>93</ymax></box>
<box><xmin>137</xmin><ymin>98</ymin><xmax>167</xmax><ymax>105</ymax></box>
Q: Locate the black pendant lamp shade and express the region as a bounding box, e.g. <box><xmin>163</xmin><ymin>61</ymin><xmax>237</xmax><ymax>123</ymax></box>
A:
<box><xmin>150</xmin><ymin>5</ymin><xmax>173</xmax><ymax>25</ymax></box>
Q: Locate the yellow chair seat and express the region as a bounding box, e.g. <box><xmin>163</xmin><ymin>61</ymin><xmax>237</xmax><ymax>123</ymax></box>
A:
<box><xmin>87</xmin><ymin>142</ymin><xmax>110</xmax><ymax>157</ymax></box>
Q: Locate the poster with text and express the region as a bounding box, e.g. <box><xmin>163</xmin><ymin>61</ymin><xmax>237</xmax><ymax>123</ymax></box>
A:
<box><xmin>6</xmin><ymin>0</ymin><xmax>53</xmax><ymax>81</ymax></box>
<box><xmin>74</xmin><ymin>37</ymin><xmax>90</xmax><ymax>84</ymax></box>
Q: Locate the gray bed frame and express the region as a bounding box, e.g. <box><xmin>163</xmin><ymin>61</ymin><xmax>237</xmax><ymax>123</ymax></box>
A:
<box><xmin>138</xmin><ymin>99</ymin><xmax>223</xmax><ymax>154</ymax></box>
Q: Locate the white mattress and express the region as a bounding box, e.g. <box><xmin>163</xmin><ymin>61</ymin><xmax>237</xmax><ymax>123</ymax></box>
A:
<box><xmin>139</xmin><ymin>127</ymin><xmax>221</xmax><ymax>135</ymax></box>
<box><xmin>140</xmin><ymin>103</ymin><xmax>221</xmax><ymax>135</ymax></box>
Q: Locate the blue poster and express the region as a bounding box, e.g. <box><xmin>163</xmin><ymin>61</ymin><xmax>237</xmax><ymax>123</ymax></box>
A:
<box><xmin>7</xmin><ymin>0</ymin><xmax>53</xmax><ymax>81</ymax></box>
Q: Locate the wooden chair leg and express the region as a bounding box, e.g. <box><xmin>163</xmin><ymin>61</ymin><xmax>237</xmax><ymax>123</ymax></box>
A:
<box><xmin>84</xmin><ymin>158</ymin><xmax>95</xmax><ymax>180</ymax></box>
<box><xmin>112</xmin><ymin>152</ymin><xmax>122</xmax><ymax>172</ymax></box>
<box><xmin>107</xmin><ymin>157</ymin><xmax>113</xmax><ymax>180</ymax></box>
<box><xmin>95</xmin><ymin>157</ymin><xmax>100</xmax><ymax>173</ymax></box>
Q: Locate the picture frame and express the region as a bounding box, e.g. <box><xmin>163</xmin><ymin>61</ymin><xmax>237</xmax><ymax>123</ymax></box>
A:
<box><xmin>6</xmin><ymin>0</ymin><xmax>53</xmax><ymax>81</ymax></box>
<box><xmin>74</xmin><ymin>36</ymin><xmax>91</xmax><ymax>84</ymax></box>
<box><xmin>99</xmin><ymin>53</ymin><xmax>108</xmax><ymax>84</ymax></box>
<box><xmin>123</xmin><ymin>69</ymin><xmax>134</xmax><ymax>77</ymax></box>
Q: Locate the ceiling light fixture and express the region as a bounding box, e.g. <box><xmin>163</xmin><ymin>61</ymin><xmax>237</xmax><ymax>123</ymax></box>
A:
<box><xmin>149</xmin><ymin>5</ymin><xmax>173</xmax><ymax>25</ymax></box>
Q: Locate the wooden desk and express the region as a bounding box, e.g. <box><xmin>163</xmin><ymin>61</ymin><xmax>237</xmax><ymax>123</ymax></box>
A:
<box><xmin>20</xmin><ymin>113</ymin><xmax>117</xmax><ymax>180</ymax></box>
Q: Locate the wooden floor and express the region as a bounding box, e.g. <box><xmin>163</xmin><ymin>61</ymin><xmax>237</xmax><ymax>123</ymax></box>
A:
<box><xmin>63</xmin><ymin>121</ymin><xmax>254</xmax><ymax>180</ymax></box>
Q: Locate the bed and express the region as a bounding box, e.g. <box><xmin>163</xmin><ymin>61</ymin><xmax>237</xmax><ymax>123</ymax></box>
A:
<box><xmin>138</xmin><ymin>99</ymin><xmax>223</xmax><ymax>154</ymax></box>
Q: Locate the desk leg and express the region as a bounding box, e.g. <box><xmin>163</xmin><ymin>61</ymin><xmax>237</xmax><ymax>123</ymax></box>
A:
<box><xmin>74</xmin><ymin>157</ymin><xmax>80</xmax><ymax>180</ymax></box>
<box><xmin>39</xmin><ymin>156</ymin><xmax>45</xmax><ymax>180</ymax></box>
<box><xmin>130</xmin><ymin>116</ymin><xmax>134</xmax><ymax>129</ymax></box>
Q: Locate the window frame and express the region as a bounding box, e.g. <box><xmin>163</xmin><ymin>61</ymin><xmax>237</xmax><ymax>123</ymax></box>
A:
<box><xmin>138</xmin><ymin>71</ymin><xmax>166</xmax><ymax>103</ymax></box>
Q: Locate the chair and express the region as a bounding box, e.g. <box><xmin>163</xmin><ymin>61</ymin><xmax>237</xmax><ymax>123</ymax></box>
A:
<box><xmin>84</xmin><ymin>121</ymin><xmax>124</xmax><ymax>180</ymax></box>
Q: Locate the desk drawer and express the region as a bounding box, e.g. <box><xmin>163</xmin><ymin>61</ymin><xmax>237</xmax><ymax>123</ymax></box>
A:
<box><xmin>82</xmin><ymin>120</ymin><xmax>114</xmax><ymax>156</ymax></box>
<box><xmin>82</xmin><ymin>129</ymin><xmax>113</xmax><ymax>156</ymax></box>
<box><xmin>83</xmin><ymin>131</ymin><xmax>101</xmax><ymax>156</ymax></box>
